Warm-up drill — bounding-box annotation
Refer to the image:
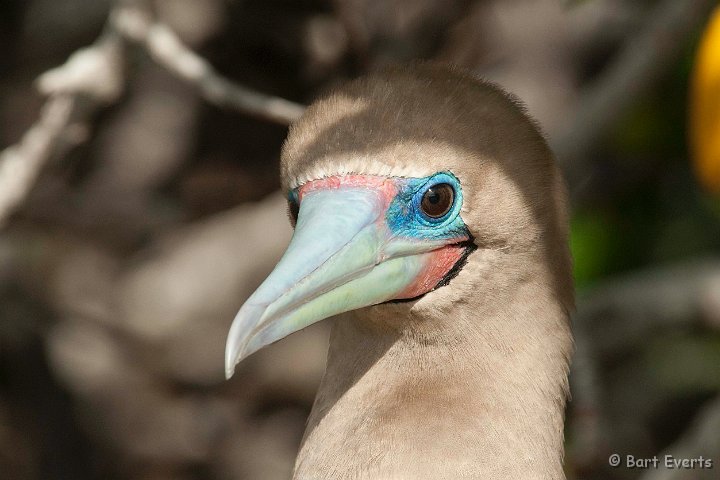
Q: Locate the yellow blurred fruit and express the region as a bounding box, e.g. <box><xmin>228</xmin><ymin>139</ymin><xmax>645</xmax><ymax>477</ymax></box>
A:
<box><xmin>690</xmin><ymin>7</ymin><xmax>720</xmax><ymax>193</ymax></box>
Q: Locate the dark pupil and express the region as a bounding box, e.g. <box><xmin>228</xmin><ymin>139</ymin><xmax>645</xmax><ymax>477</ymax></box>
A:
<box><xmin>421</xmin><ymin>183</ymin><xmax>453</xmax><ymax>218</ymax></box>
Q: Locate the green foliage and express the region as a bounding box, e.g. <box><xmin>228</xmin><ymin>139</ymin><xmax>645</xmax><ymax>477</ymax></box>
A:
<box><xmin>570</xmin><ymin>212</ymin><xmax>619</xmax><ymax>287</ymax></box>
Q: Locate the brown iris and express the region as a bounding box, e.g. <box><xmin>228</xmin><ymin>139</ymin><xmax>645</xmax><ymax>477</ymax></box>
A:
<box><xmin>420</xmin><ymin>183</ymin><xmax>454</xmax><ymax>218</ymax></box>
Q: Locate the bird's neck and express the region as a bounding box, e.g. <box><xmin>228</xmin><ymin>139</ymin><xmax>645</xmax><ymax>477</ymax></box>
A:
<box><xmin>294</xmin><ymin>259</ymin><xmax>573</xmax><ymax>480</ymax></box>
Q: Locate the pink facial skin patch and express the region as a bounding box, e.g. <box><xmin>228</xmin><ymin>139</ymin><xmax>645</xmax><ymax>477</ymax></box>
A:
<box><xmin>298</xmin><ymin>175</ymin><xmax>400</xmax><ymax>211</ymax></box>
<box><xmin>396</xmin><ymin>244</ymin><xmax>468</xmax><ymax>299</ymax></box>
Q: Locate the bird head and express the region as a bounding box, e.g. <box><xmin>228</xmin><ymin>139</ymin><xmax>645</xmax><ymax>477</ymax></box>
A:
<box><xmin>225</xmin><ymin>65</ymin><xmax>572</xmax><ymax>378</ymax></box>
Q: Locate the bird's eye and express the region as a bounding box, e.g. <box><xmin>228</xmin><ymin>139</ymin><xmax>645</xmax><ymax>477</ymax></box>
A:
<box><xmin>420</xmin><ymin>183</ymin><xmax>454</xmax><ymax>218</ymax></box>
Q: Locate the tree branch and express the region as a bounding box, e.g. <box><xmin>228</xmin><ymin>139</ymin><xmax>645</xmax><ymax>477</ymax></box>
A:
<box><xmin>109</xmin><ymin>3</ymin><xmax>306</xmax><ymax>125</ymax></box>
<box><xmin>0</xmin><ymin>34</ymin><xmax>124</xmax><ymax>228</ymax></box>
<box><xmin>0</xmin><ymin>0</ymin><xmax>307</xmax><ymax>229</ymax></box>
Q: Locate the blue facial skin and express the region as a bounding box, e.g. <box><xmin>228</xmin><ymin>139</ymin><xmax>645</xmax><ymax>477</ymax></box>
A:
<box><xmin>288</xmin><ymin>171</ymin><xmax>469</xmax><ymax>241</ymax></box>
<box><xmin>386</xmin><ymin>171</ymin><xmax>468</xmax><ymax>241</ymax></box>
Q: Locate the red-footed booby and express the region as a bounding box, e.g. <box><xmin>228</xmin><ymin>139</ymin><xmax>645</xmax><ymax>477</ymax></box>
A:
<box><xmin>225</xmin><ymin>65</ymin><xmax>574</xmax><ymax>479</ymax></box>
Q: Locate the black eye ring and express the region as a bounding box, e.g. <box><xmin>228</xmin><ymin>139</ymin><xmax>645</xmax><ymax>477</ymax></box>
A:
<box><xmin>420</xmin><ymin>183</ymin><xmax>454</xmax><ymax>219</ymax></box>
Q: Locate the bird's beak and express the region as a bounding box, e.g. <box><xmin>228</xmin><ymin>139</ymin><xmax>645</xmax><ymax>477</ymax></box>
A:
<box><xmin>225</xmin><ymin>185</ymin><xmax>468</xmax><ymax>378</ymax></box>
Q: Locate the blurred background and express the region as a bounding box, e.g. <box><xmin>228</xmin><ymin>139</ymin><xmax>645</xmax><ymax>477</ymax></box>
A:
<box><xmin>1</xmin><ymin>0</ymin><xmax>720</xmax><ymax>479</ymax></box>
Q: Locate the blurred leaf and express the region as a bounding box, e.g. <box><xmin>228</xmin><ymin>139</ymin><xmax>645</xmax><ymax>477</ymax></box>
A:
<box><xmin>689</xmin><ymin>6</ymin><xmax>720</xmax><ymax>193</ymax></box>
<box><xmin>570</xmin><ymin>212</ymin><xmax>616</xmax><ymax>287</ymax></box>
